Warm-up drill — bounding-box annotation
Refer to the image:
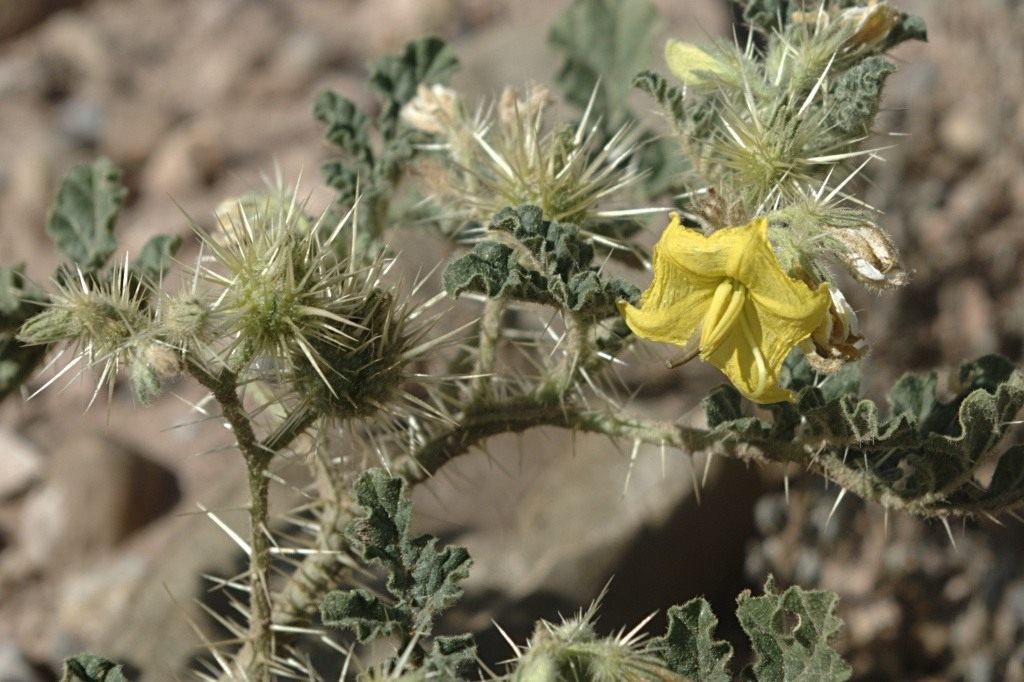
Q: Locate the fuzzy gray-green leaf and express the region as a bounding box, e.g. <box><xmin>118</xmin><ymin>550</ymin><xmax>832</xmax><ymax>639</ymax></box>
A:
<box><xmin>651</xmin><ymin>598</ymin><xmax>733</xmax><ymax>681</ymax></box>
<box><xmin>313</xmin><ymin>90</ymin><xmax>374</xmax><ymax>166</ymax></box>
<box><xmin>426</xmin><ymin>634</ymin><xmax>477</xmax><ymax>678</ymax></box>
<box><xmin>737</xmin><ymin>578</ymin><xmax>851</xmax><ymax>682</ymax></box>
<box><xmin>347</xmin><ymin>469</ymin><xmax>471</xmax><ymax>636</ymax></box>
<box><xmin>444</xmin><ymin>205</ymin><xmax>638</xmax><ymax>320</ymax></box>
<box><xmin>826</xmin><ymin>57</ymin><xmax>896</xmax><ymax>138</ymax></box>
<box><xmin>320</xmin><ymin>588</ymin><xmax>408</xmax><ymax>642</ymax></box>
<box><xmin>61</xmin><ymin>652</ymin><xmax>130</xmax><ymax>682</ymax></box>
<box><xmin>46</xmin><ymin>159</ymin><xmax>126</xmax><ymax>272</ymax></box>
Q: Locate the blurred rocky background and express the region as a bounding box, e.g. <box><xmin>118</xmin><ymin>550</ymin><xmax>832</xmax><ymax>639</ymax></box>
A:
<box><xmin>0</xmin><ymin>0</ymin><xmax>1021</xmax><ymax>680</ymax></box>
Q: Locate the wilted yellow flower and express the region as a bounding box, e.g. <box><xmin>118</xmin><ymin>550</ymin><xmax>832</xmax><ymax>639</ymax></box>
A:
<box><xmin>619</xmin><ymin>215</ymin><xmax>830</xmax><ymax>403</ymax></box>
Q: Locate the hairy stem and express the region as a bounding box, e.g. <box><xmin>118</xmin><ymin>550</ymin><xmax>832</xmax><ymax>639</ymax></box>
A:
<box><xmin>472</xmin><ymin>298</ymin><xmax>505</xmax><ymax>400</ymax></box>
<box><xmin>537</xmin><ymin>313</ymin><xmax>588</xmax><ymax>400</ymax></box>
<box><xmin>185</xmin><ymin>358</ymin><xmax>274</xmax><ymax>680</ymax></box>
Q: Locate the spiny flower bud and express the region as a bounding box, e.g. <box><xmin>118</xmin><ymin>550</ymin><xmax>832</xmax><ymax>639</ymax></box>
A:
<box><xmin>160</xmin><ymin>294</ymin><xmax>210</xmax><ymax>347</ymax></box>
<box><xmin>214</xmin><ymin>190</ymin><xmax>312</xmax><ymax>243</ymax></box>
<box><xmin>419</xmin><ymin>81</ymin><xmax>643</xmax><ymax>229</ymax></box>
<box><xmin>17</xmin><ymin>306</ymin><xmax>76</xmax><ymax>345</ymax></box>
<box><xmin>17</xmin><ymin>265</ymin><xmax>154</xmax><ymax>403</ymax></box>
<box><xmin>292</xmin><ymin>288</ymin><xmax>416</xmax><ymax>420</ymax></box>
<box><xmin>18</xmin><ymin>270</ymin><xmax>149</xmax><ymax>354</ymax></box>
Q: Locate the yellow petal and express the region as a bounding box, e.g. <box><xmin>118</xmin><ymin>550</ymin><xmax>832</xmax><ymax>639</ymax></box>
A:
<box><xmin>618</xmin><ymin>223</ymin><xmax>714</xmax><ymax>347</ymax></box>
<box><xmin>703</xmin><ymin>304</ymin><xmax>792</xmax><ymax>403</ymax></box>
<box><xmin>665</xmin><ymin>40</ymin><xmax>730</xmax><ymax>87</ymax></box>
<box><xmin>656</xmin><ymin>214</ymin><xmax>733</xmax><ymax>281</ymax></box>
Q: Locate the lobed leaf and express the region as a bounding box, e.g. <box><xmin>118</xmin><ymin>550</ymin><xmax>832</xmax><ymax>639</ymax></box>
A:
<box><xmin>61</xmin><ymin>653</ymin><xmax>130</xmax><ymax>682</ymax></box>
<box><xmin>703</xmin><ymin>353</ymin><xmax>1024</xmax><ymax>517</ymax></box>
<box><xmin>443</xmin><ymin>205</ymin><xmax>639</xmax><ymax>320</ymax></box>
<box><xmin>324</xmin><ymin>468</ymin><xmax>472</xmax><ymax>644</ymax></box>
<box><xmin>737</xmin><ymin>578</ymin><xmax>851</xmax><ymax>682</ymax></box>
<box><xmin>320</xmin><ymin>588</ymin><xmax>408</xmax><ymax>642</ymax></box>
<box><xmin>651</xmin><ymin>598</ymin><xmax>733</xmax><ymax>682</ymax></box>
<box><xmin>45</xmin><ymin>159</ymin><xmax>127</xmax><ymax>273</ymax></box>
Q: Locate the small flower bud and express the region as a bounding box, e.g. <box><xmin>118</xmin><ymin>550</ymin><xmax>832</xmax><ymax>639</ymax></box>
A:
<box><xmin>840</xmin><ymin>1</ymin><xmax>902</xmax><ymax>51</ymax></box>
<box><xmin>833</xmin><ymin>223</ymin><xmax>907</xmax><ymax>289</ymax></box>
<box><xmin>17</xmin><ymin>307</ymin><xmax>76</xmax><ymax>345</ymax></box>
<box><xmin>498</xmin><ymin>84</ymin><xmax>550</xmax><ymax>127</ymax></box>
<box><xmin>129</xmin><ymin>342</ymin><xmax>180</xmax><ymax>404</ymax></box>
<box><xmin>144</xmin><ymin>343</ymin><xmax>182</xmax><ymax>378</ymax></box>
<box><xmin>161</xmin><ymin>294</ymin><xmax>210</xmax><ymax>346</ymax></box>
<box><xmin>401</xmin><ymin>83</ymin><xmax>461</xmax><ymax>135</ymax></box>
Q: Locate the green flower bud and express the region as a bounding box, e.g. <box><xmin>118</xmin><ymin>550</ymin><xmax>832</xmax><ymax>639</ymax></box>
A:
<box><xmin>17</xmin><ymin>306</ymin><xmax>77</xmax><ymax>345</ymax></box>
<box><xmin>161</xmin><ymin>294</ymin><xmax>210</xmax><ymax>346</ymax></box>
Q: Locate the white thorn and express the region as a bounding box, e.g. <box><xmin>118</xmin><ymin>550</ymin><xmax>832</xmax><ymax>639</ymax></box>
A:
<box><xmin>941</xmin><ymin>517</ymin><xmax>958</xmax><ymax>550</ymax></box>
<box><xmin>826</xmin><ymin>488</ymin><xmax>847</xmax><ymax>529</ymax></box>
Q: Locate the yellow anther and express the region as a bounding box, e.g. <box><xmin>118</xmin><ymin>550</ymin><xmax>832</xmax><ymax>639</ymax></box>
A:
<box><xmin>700</xmin><ymin>280</ymin><xmax>747</xmax><ymax>356</ymax></box>
<box><xmin>740</xmin><ymin>307</ymin><xmax>768</xmax><ymax>397</ymax></box>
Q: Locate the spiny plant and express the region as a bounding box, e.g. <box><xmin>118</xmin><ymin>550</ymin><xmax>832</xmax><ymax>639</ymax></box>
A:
<box><xmin>5</xmin><ymin>0</ymin><xmax>1021</xmax><ymax>681</ymax></box>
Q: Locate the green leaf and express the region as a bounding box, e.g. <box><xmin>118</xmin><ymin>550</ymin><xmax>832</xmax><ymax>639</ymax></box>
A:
<box><xmin>0</xmin><ymin>265</ymin><xmax>47</xmax><ymax>401</ymax></box>
<box><xmin>703</xmin><ymin>385</ymin><xmax>745</xmax><ymax>429</ymax></box>
<box><xmin>548</xmin><ymin>0</ymin><xmax>660</xmax><ymax>127</ymax></box>
<box><xmin>443</xmin><ymin>205</ymin><xmax>639</xmax><ymax>320</ymax></box>
<box><xmin>130</xmin><ymin>234</ymin><xmax>182</xmax><ymax>289</ymax></box>
<box><xmin>651</xmin><ymin>598</ymin><xmax>733</xmax><ymax>681</ymax></box>
<box><xmin>320</xmin><ymin>588</ymin><xmax>408</xmax><ymax>642</ymax></box>
<box><xmin>61</xmin><ymin>653</ymin><xmax>130</xmax><ymax>682</ymax></box>
<box><xmin>883</xmin><ymin>12</ymin><xmax>927</xmax><ymax>50</ymax></box>
<box><xmin>737</xmin><ymin>578</ymin><xmax>851</xmax><ymax>682</ymax></box>
<box><xmin>45</xmin><ymin>159</ymin><xmax>127</xmax><ymax>272</ymax></box>
<box><xmin>328</xmin><ymin>468</ymin><xmax>472</xmax><ymax>641</ymax></box>
<box><xmin>426</xmin><ymin>634</ymin><xmax>477</xmax><ymax>678</ymax></box>
<box><xmin>825</xmin><ymin>57</ymin><xmax>896</xmax><ymax>138</ymax></box>
<box><xmin>633</xmin><ymin>70</ymin><xmax>685</xmax><ymax>128</ymax></box>
<box><xmin>368</xmin><ymin>37</ymin><xmax>459</xmax><ymax>139</ymax></box>
<box><xmin>313</xmin><ymin>90</ymin><xmax>374</xmax><ymax>166</ymax></box>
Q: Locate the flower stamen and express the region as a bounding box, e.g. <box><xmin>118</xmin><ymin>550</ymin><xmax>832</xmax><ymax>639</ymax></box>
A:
<box><xmin>739</xmin><ymin>307</ymin><xmax>768</xmax><ymax>396</ymax></box>
<box><xmin>700</xmin><ymin>279</ymin><xmax>747</xmax><ymax>356</ymax></box>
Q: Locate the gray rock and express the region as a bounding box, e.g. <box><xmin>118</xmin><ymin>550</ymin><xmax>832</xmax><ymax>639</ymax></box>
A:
<box><xmin>0</xmin><ymin>639</ymin><xmax>38</xmax><ymax>682</ymax></box>
<box><xmin>16</xmin><ymin>435</ymin><xmax>180</xmax><ymax>571</ymax></box>
<box><xmin>57</xmin><ymin>97</ymin><xmax>105</xmax><ymax>147</ymax></box>
<box><xmin>0</xmin><ymin>430</ymin><xmax>42</xmax><ymax>501</ymax></box>
<box><xmin>141</xmin><ymin>118</ymin><xmax>224</xmax><ymax>197</ymax></box>
<box><xmin>101</xmin><ymin>99</ymin><xmax>172</xmax><ymax>172</ymax></box>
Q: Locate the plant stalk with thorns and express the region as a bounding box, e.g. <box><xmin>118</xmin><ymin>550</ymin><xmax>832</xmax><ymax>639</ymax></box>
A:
<box><xmin>3</xmin><ymin>1</ymin><xmax>1021</xmax><ymax>681</ymax></box>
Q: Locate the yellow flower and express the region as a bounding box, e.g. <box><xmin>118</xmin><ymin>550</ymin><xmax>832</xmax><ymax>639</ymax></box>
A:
<box><xmin>619</xmin><ymin>215</ymin><xmax>830</xmax><ymax>403</ymax></box>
